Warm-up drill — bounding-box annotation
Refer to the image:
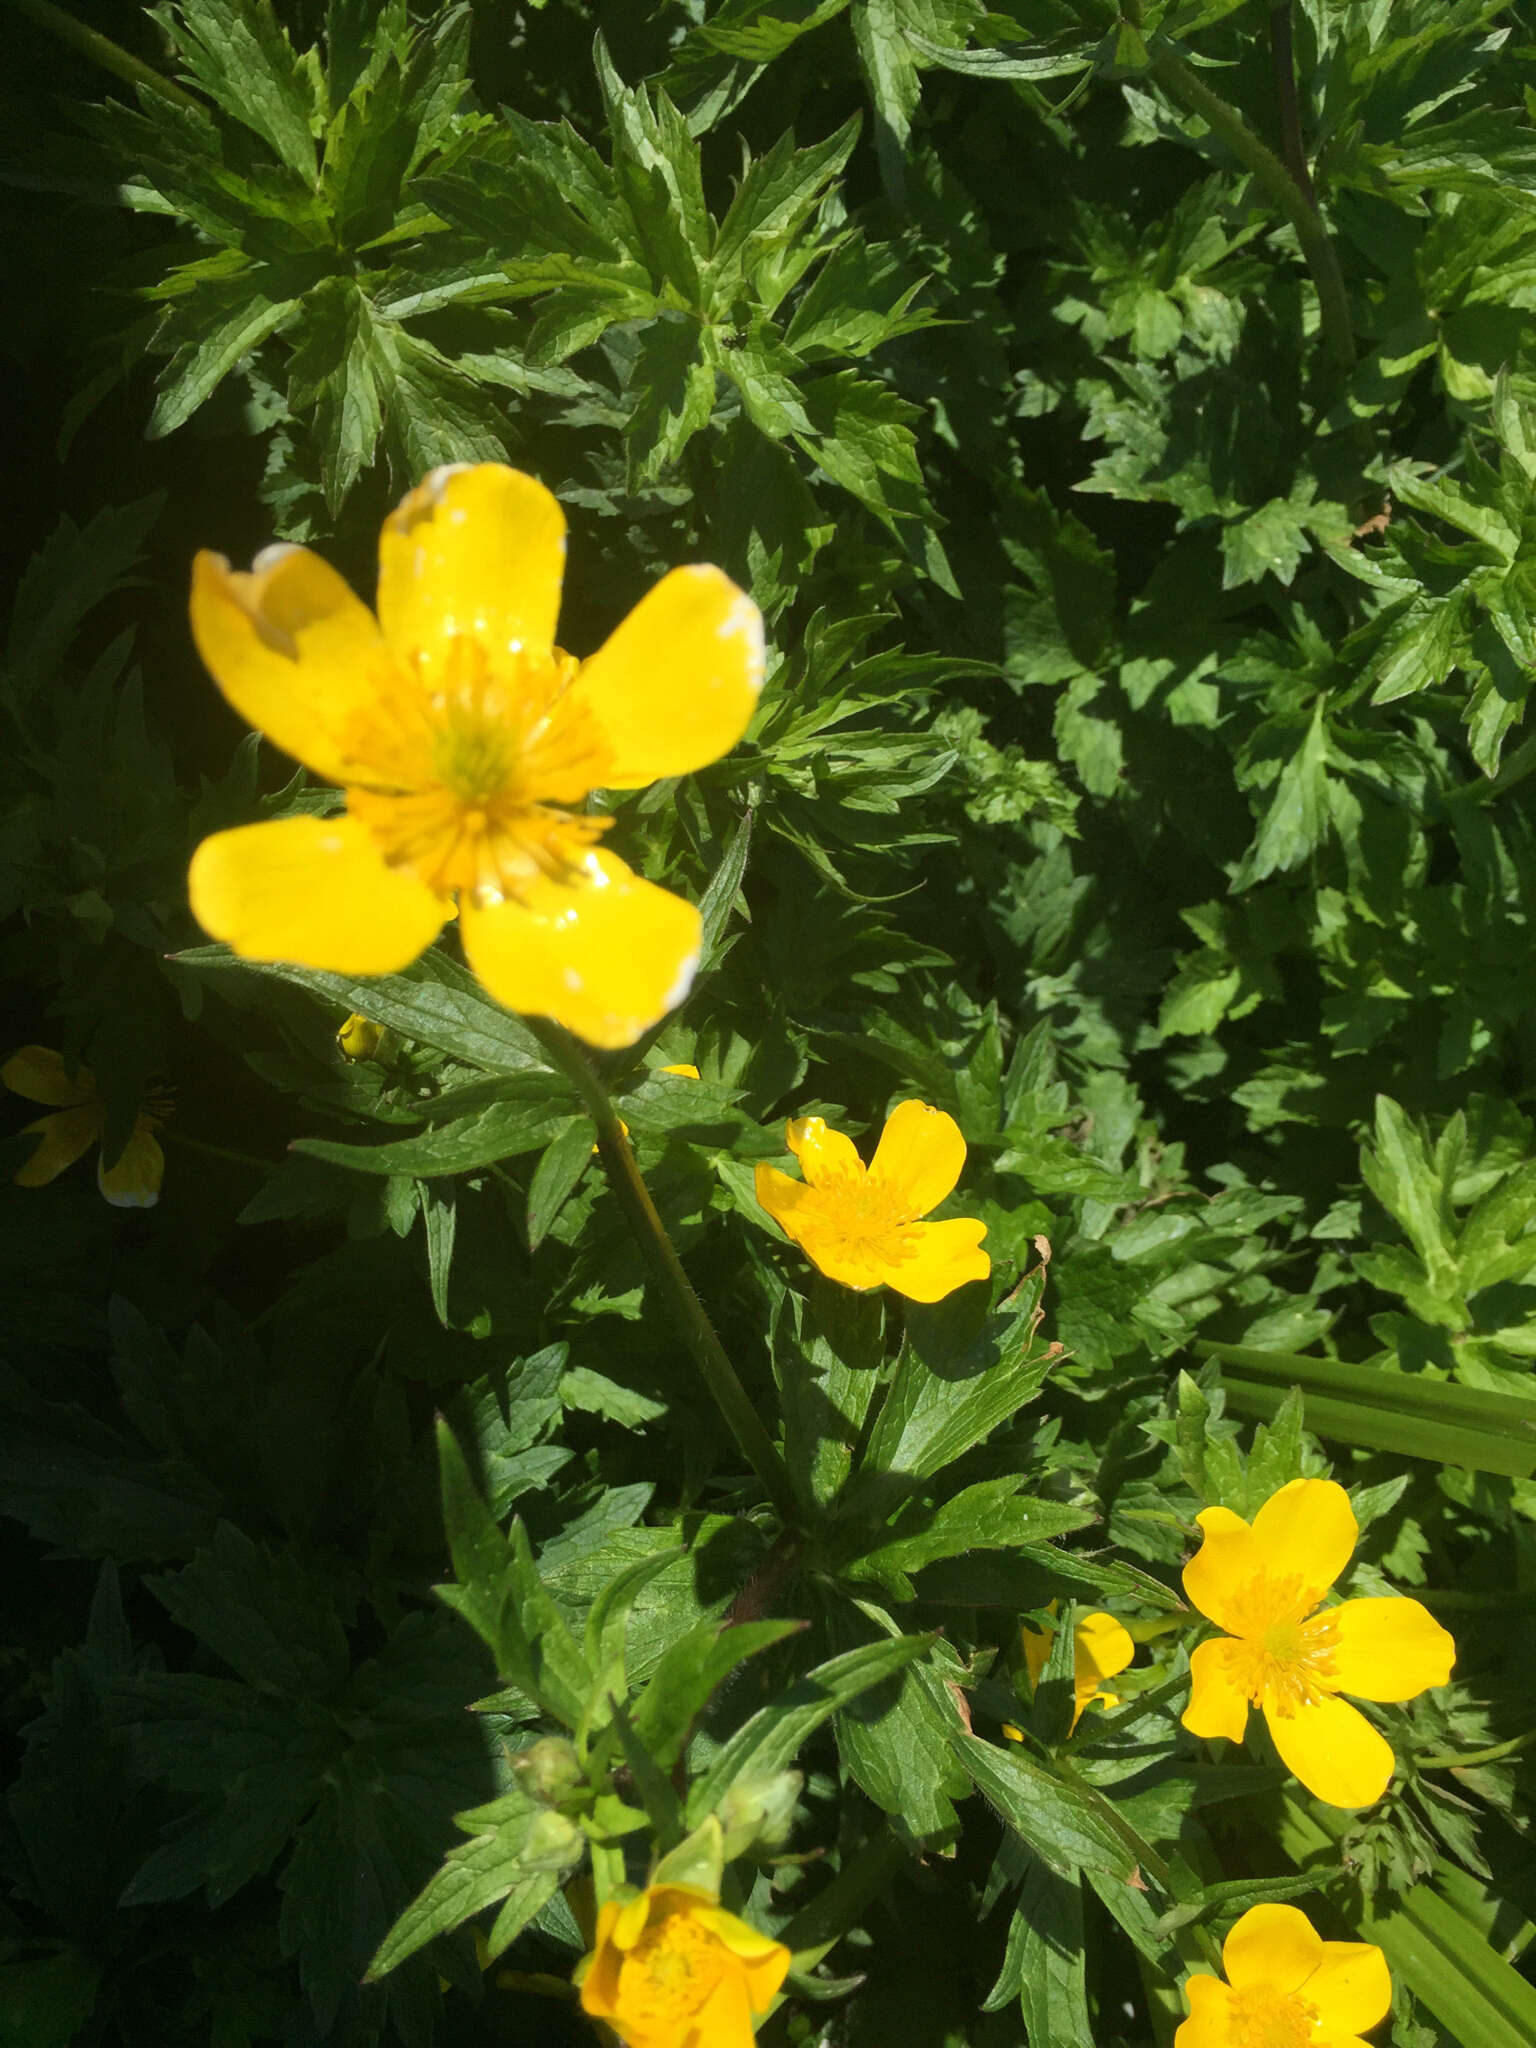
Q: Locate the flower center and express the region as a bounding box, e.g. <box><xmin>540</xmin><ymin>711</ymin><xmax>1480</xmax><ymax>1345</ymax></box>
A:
<box><xmin>618</xmin><ymin>1910</ymin><xmax>726</xmax><ymax>2027</ymax></box>
<box><xmin>798</xmin><ymin>1169</ymin><xmax>921</xmax><ymax>1283</ymax></box>
<box><xmin>341</xmin><ymin>636</ymin><xmax>615</xmax><ymax>904</ymax></box>
<box><xmin>1217</xmin><ymin>1570</ymin><xmax>1339</xmax><ymax>1715</ymax></box>
<box><xmin>1229</xmin><ymin>1985</ymin><xmax>1318</xmax><ymax>2048</ymax></box>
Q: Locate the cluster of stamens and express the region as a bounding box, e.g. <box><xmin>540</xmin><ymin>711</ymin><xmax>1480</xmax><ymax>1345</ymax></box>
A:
<box><xmin>1228</xmin><ymin>1984</ymin><xmax>1319</xmax><ymax>2048</ymax></box>
<box><xmin>620</xmin><ymin>1911</ymin><xmax>724</xmax><ymax>2024</ymax></box>
<box><xmin>1216</xmin><ymin>1570</ymin><xmax>1340</xmax><ymax>1715</ymax></box>
<box><xmin>798</xmin><ymin>1167</ymin><xmax>922</xmax><ymax>1279</ymax></box>
<box><xmin>340</xmin><ymin>636</ymin><xmax>614</xmax><ymax>906</ymax></box>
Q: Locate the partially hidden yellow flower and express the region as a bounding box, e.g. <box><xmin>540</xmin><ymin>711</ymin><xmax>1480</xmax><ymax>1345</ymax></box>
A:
<box><xmin>752</xmin><ymin>1100</ymin><xmax>990</xmax><ymax>1301</ymax></box>
<box><xmin>1181</xmin><ymin>1477</ymin><xmax>1455</xmax><ymax>1808</ymax></box>
<box><xmin>575</xmin><ymin>1882</ymin><xmax>790</xmax><ymax>2048</ymax></box>
<box><xmin>2</xmin><ymin>1046</ymin><xmax>167</xmax><ymax>1208</ymax></box>
<box><xmin>336</xmin><ymin>1013</ymin><xmax>387</xmax><ymax>1062</ymax></box>
<box><xmin>1017</xmin><ymin>1607</ymin><xmax>1136</xmax><ymax>1730</ymax></box>
<box><xmin>1175</xmin><ymin>1902</ymin><xmax>1390</xmax><ymax>2048</ymax></box>
<box><xmin>187</xmin><ymin>464</ymin><xmax>764</xmax><ymax>1050</ymax></box>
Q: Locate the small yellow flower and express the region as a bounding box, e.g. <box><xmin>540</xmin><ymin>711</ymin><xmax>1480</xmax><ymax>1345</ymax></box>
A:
<box><xmin>2</xmin><ymin>1046</ymin><xmax>168</xmax><ymax>1208</ymax></box>
<box><xmin>336</xmin><ymin>1013</ymin><xmax>387</xmax><ymax>1062</ymax></box>
<box><xmin>1181</xmin><ymin>1477</ymin><xmax>1455</xmax><ymax>1808</ymax></box>
<box><xmin>186</xmin><ymin>464</ymin><xmax>763</xmax><ymax>1050</ymax></box>
<box><xmin>753</xmin><ymin>1100</ymin><xmax>989</xmax><ymax>1301</ymax></box>
<box><xmin>1175</xmin><ymin>1902</ymin><xmax>1390</xmax><ymax>2048</ymax></box>
<box><xmin>575</xmin><ymin>1882</ymin><xmax>789</xmax><ymax>2048</ymax></box>
<box><xmin>1018</xmin><ymin>1608</ymin><xmax>1136</xmax><ymax>1729</ymax></box>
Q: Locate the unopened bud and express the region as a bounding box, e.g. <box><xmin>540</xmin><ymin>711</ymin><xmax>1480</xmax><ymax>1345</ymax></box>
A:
<box><xmin>523</xmin><ymin>1809</ymin><xmax>585</xmax><ymax>1873</ymax></box>
<box><xmin>512</xmin><ymin>1736</ymin><xmax>583</xmax><ymax>1804</ymax></box>
<box><xmin>717</xmin><ymin>1769</ymin><xmax>802</xmax><ymax>1860</ymax></box>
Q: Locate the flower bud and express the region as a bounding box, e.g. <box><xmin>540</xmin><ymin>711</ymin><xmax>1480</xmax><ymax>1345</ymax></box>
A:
<box><xmin>512</xmin><ymin>1736</ymin><xmax>583</xmax><ymax>1805</ymax></box>
<box><xmin>717</xmin><ymin>1769</ymin><xmax>802</xmax><ymax>1860</ymax></box>
<box><xmin>522</xmin><ymin>1809</ymin><xmax>585</xmax><ymax>1873</ymax></box>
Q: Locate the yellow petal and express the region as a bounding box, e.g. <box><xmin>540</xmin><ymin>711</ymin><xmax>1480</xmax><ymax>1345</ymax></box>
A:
<box><xmin>2</xmin><ymin>1046</ymin><xmax>95</xmax><ymax>1107</ymax></box>
<box><xmin>1263</xmin><ymin>1691</ymin><xmax>1395</xmax><ymax>1808</ymax></box>
<box><xmin>1077</xmin><ymin>1612</ymin><xmax>1136</xmax><ymax>1686</ymax></box>
<box><xmin>1328</xmin><ymin>1597</ymin><xmax>1456</xmax><ymax>1703</ymax></box>
<box><xmin>1021</xmin><ymin>1619</ymin><xmax>1054</xmax><ymax>1690</ymax></box>
<box><xmin>572</xmin><ymin>564</ymin><xmax>763</xmax><ymax>789</ymax></box>
<box><xmin>14</xmin><ymin>1105</ymin><xmax>101</xmax><ymax>1187</ymax></box>
<box><xmin>660</xmin><ymin>1063</ymin><xmax>700</xmax><ymax>1080</ymax></box>
<box><xmin>1249</xmin><ymin>1477</ymin><xmax>1357</xmax><ymax>1599</ymax></box>
<box><xmin>99</xmin><ymin>1126</ymin><xmax>164</xmax><ymax>1208</ymax></box>
<box><xmin>753</xmin><ymin>1161</ymin><xmax>813</xmax><ymax>1239</ymax></box>
<box><xmin>867</xmin><ymin>1099</ymin><xmax>967</xmax><ymax>1219</ymax></box>
<box><xmin>1222</xmin><ymin>1903</ymin><xmax>1322</xmax><ymax>1997</ymax></box>
<box><xmin>190</xmin><ymin>546</ymin><xmax>394</xmax><ymax>785</ymax></box>
<box><xmin>785</xmin><ymin>1116</ymin><xmax>863</xmax><ymax>1187</ymax></box>
<box><xmin>1182</xmin><ymin>1506</ymin><xmax>1264</xmax><ymax>1635</ymax></box>
<box><xmin>694</xmin><ymin>1968</ymin><xmax>760</xmax><ymax>2048</ymax></box>
<box><xmin>189</xmin><ymin>816</ymin><xmax>448</xmax><ymax>974</ymax></box>
<box><xmin>880</xmin><ymin>1217</ymin><xmax>990</xmax><ymax>1302</ymax></box>
<box><xmin>1303</xmin><ymin>1941</ymin><xmax>1392</xmax><ymax>2036</ymax></box>
<box><xmin>1182</xmin><ymin>1638</ymin><xmax>1250</xmax><ymax>1743</ymax></box>
<box><xmin>459</xmin><ymin>851</ymin><xmax>701</xmax><ymax>1050</ymax></box>
<box><xmin>376</xmin><ymin>464</ymin><xmax>566</xmax><ymax>683</ymax></box>
<box><xmin>1174</xmin><ymin>1973</ymin><xmax>1235</xmax><ymax>2048</ymax></box>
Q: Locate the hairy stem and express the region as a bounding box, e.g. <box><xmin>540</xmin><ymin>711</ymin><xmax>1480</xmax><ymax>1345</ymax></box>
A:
<box><xmin>530</xmin><ymin>1021</ymin><xmax>801</xmax><ymax>1528</ymax></box>
<box><xmin>1417</xmin><ymin>1727</ymin><xmax>1536</xmax><ymax>1772</ymax></box>
<box><xmin>1141</xmin><ymin>35</ymin><xmax>1354</xmax><ymax>374</ymax></box>
<box><xmin>1268</xmin><ymin>1</ymin><xmax>1317</xmax><ymax>208</ymax></box>
<box><xmin>10</xmin><ymin>0</ymin><xmax>201</xmax><ymax>110</ymax></box>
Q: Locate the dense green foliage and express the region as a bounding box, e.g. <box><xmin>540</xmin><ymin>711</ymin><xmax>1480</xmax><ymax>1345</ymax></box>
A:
<box><xmin>3</xmin><ymin>2</ymin><xmax>1536</xmax><ymax>2044</ymax></box>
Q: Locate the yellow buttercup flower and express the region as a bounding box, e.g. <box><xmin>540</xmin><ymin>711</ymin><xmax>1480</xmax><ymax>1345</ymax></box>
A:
<box><xmin>575</xmin><ymin>1882</ymin><xmax>789</xmax><ymax>2048</ymax></box>
<box><xmin>1175</xmin><ymin>1902</ymin><xmax>1390</xmax><ymax>2048</ymax></box>
<box><xmin>186</xmin><ymin>464</ymin><xmax>764</xmax><ymax>1050</ymax></box>
<box><xmin>1020</xmin><ymin>1608</ymin><xmax>1136</xmax><ymax>1729</ymax></box>
<box><xmin>1181</xmin><ymin>1477</ymin><xmax>1455</xmax><ymax>1808</ymax></box>
<box><xmin>2</xmin><ymin>1046</ymin><xmax>168</xmax><ymax>1208</ymax></box>
<box><xmin>753</xmin><ymin>1100</ymin><xmax>990</xmax><ymax>1301</ymax></box>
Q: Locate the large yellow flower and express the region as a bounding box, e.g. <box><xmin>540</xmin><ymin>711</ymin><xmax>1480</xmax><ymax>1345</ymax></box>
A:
<box><xmin>187</xmin><ymin>464</ymin><xmax>764</xmax><ymax>1049</ymax></box>
<box><xmin>2</xmin><ymin>1046</ymin><xmax>167</xmax><ymax>1208</ymax></box>
<box><xmin>1175</xmin><ymin>1903</ymin><xmax>1390</xmax><ymax>2048</ymax></box>
<box><xmin>576</xmin><ymin>1882</ymin><xmax>790</xmax><ymax>2048</ymax></box>
<box><xmin>753</xmin><ymin>1100</ymin><xmax>990</xmax><ymax>1301</ymax></box>
<box><xmin>1181</xmin><ymin>1477</ymin><xmax>1455</xmax><ymax>1808</ymax></box>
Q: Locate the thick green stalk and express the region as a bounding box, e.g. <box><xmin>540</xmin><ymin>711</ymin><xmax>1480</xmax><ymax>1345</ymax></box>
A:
<box><xmin>9</xmin><ymin>0</ymin><xmax>201</xmax><ymax>110</ymax></box>
<box><xmin>1133</xmin><ymin>30</ymin><xmax>1354</xmax><ymax>375</ymax></box>
<box><xmin>529</xmin><ymin>1021</ymin><xmax>800</xmax><ymax>1529</ymax></box>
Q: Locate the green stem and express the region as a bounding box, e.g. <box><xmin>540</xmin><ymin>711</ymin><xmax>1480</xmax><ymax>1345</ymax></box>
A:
<box><xmin>8</xmin><ymin>0</ymin><xmax>201</xmax><ymax>110</ymax></box>
<box><xmin>163</xmin><ymin>1131</ymin><xmax>274</xmax><ymax>1172</ymax></box>
<box><xmin>1416</xmin><ymin>1727</ymin><xmax>1536</xmax><ymax>1772</ymax></box>
<box><xmin>1138</xmin><ymin>33</ymin><xmax>1355</xmax><ymax>375</ymax></box>
<box><xmin>529</xmin><ymin>1021</ymin><xmax>801</xmax><ymax>1530</ymax></box>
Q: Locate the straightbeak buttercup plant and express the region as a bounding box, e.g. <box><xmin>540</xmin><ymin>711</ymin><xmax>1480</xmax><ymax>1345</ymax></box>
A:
<box><xmin>1175</xmin><ymin>1903</ymin><xmax>1392</xmax><ymax>2048</ymax></box>
<box><xmin>187</xmin><ymin>463</ymin><xmax>764</xmax><ymax>1049</ymax></box>
<box><xmin>1181</xmin><ymin>1477</ymin><xmax>1456</xmax><ymax>1807</ymax></box>
<box><xmin>753</xmin><ymin>1099</ymin><xmax>990</xmax><ymax>1301</ymax></box>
